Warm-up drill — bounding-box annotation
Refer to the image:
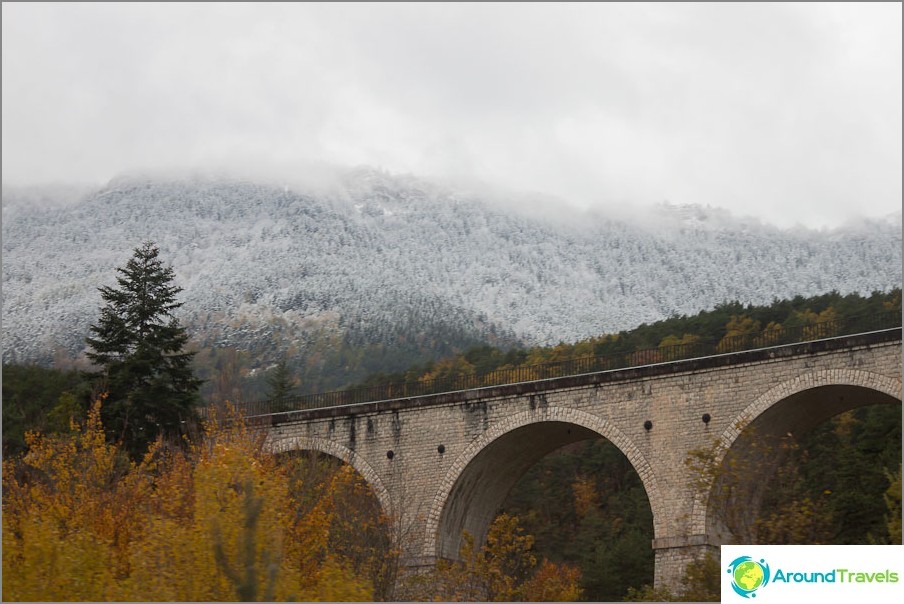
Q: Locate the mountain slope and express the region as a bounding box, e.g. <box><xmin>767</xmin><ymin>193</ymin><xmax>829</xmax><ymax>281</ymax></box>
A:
<box><xmin>3</xmin><ymin>169</ymin><xmax>901</xmax><ymax>377</ymax></box>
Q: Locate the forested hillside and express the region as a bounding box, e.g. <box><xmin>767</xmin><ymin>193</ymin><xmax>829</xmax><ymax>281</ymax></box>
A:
<box><xmin>3</xmin><ymin>169</ymin><xmax>901</xmax><ymax>400</ymax></box>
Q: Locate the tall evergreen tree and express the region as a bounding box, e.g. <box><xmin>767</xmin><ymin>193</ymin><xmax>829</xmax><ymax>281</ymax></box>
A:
<box><xmin>86</xmin><ymin>242</ymin><xmax>202</xmax><ymax>456</ymax></box>
<box><xmin>266</xmin><ymin>358</ymin><xmax>297</xmax><ymax>412</ymax></box>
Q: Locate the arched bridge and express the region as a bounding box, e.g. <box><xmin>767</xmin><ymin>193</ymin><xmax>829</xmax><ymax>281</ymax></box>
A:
<box><xmin>253</xmin><ymin>322</ymin><xmax>901</xmax><ymax>591</ymax></box>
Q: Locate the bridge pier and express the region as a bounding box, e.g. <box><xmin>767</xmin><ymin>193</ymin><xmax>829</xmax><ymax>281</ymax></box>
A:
<box><xmin>652</xmin><ymin>535</ymin><xmax>720</xmax><ymax>593</ymax></box>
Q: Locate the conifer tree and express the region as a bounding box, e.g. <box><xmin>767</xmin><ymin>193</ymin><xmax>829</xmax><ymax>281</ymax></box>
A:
<box><xmin>266</xmin><ymin>358</ymin><xmax>297</xmax><ymax>412</ymax></box>
<box><xmin>86</xmin><ymin>241</ymin><xmax>201</xmax><ymax>456</ymax></box>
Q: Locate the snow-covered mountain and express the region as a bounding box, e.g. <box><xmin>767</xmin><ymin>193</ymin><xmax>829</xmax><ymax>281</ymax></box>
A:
<box><xmin>2</xmin><ymin>168</ymin><xmax>901</xmax><ymax>372</ymax></box>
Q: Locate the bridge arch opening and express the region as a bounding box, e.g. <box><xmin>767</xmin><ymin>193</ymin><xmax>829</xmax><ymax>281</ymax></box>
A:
<box><xmin>268</xmin><ymin>435</ymin><xmax>393</xmax><ymax>519</ymax></box>
<box><xmin>426</xmin><ymin>408</ymin><xmax>664</xmax><ymax>600</ymax></box>
<box><xmin>268</xmin><ymin>443</ymin><xmax>397</xmax><ymax>599</ymax></box>
<box><xmin>701</xmin><ymin>380</ymin><xmax>902</xmax><ymax>545</ymax></box>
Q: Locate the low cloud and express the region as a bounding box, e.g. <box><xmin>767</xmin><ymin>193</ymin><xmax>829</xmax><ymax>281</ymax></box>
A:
<box><xmin>2</xmin><ymin>3</ymin><xmax>900</xmax><ymax>228</ymax></box>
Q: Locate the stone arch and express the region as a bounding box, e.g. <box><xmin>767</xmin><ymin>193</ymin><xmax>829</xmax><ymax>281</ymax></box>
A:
<box><xmin>266</xmin><ymin>434</ymin><xmax>393</xmax><ymax>521</ymax></box>
<box><xmin>424</xmin><ymin>405</ymin><xmax>667</xmax><ymax>560</ymax></box>
<box><xmin>690</xmin><ymin>368</ymin><xmax>902</xmax><ymax>535</ymax></box>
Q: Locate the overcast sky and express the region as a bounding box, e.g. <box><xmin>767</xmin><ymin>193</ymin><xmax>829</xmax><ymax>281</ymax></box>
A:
<box><xmin>2</xmin><ymin>2</ymin><xmax>901</xmax><ymax>228</ymax></box>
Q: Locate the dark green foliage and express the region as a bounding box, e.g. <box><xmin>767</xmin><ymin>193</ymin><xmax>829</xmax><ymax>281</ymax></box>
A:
<box><xmin>265</xmin><ymin>358</ymin><xmax>297</xmax><ymax>412</ymax></box>
<box><xmin>586</xmin><ymin>288</ymin><xmax>899</xmax><ymax>355</ymax></box>
<box><xmin>887</xmin><ymin>464</ymin><xmax>902</xmax><ymax>543</ymax></box>
<box><xmin>759</xmin><ymin>405</ymin><xmax>902</xmax><ymax>544</ymax></box>
<box><xmin>624</xmin><ymin>553</ymin><xmax>720</xmax><ymax>601</ymax></box>
<box><xmin>85</xmin><ymin>242</ymin><xmax>202</xmax><ymax>457</ymax></box>
<box><xmin>1</xmin><ymin>364</ymin><xmax>92</xmax><ymax>456</ymax></box>
<box><xmin>502</xmin><ymin>440</ymin><xmax>655</xmax><ymax>602</ymax></box>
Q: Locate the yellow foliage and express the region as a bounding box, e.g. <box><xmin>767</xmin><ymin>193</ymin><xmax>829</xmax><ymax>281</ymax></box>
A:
<box><xmin>2</xmin><ymin>400</ymin><xmax>156</xmax><ymax>597</ymax></box>
<box><xmin>571</xmin><ymin>475</ymin><xmax>599</xmax><ymax>521</ymax></box>
<box><xmin>754</xmin><ymin>497</ymin><xmax>833</xmax><ymax>545</ymax></box>
<box><xmin>522</xmin><ymin>559</ymin><xmax>583</xmax><ymax>602</ymax></box>
<box><xmin>409</xmin><ymin>514</ymin><xmax>581</xmax><ymax>601</ymax></box>
<box><xmin>787</xmin><ymin>307</ymin><xmax>840</xmax><ymax>340</ymax></box>
<box><xmin>2</xmin><ymin>513</ymin><xmax>119</xmax><ymax>601</ymax></box>
<box><xmin>484</xmin><ymin>364</ymin><xmax>516</xmax><ymax>386</ymax></box>
<box><xmin>658</xmin><ymin>334</ymin><xmax>701</xmax><ymax>361</ymax></box>
<box><xmin>717</xmin><ymin>315</ymin><xmax>761</xmax><ymax>352</ymax></box>
<box><xmin>2</xmin><ymin>401</ymin><xmax>376</xmax><ymax>602</ymax></box>
<box><xmin>419</xmin><ymin>357</ymin><xmax>476</xmax><ymax>385</ymax></box>
<box><xmin>762</xmin><ymin>321</ymin><xmax>784</xmax><ymax>345</ymax></box>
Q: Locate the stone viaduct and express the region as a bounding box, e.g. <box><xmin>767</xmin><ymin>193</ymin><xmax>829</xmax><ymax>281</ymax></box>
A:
<box><xmin>261</xmin><ymin>328</ymin><xmax>901</xmax><ymax>590</ymax></box>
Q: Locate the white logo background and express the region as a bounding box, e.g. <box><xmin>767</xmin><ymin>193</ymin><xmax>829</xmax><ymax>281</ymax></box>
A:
<box><xmin>721</xmin><ymin>545</ymin><xmax>903</xmax><ymax>603</ymax></box>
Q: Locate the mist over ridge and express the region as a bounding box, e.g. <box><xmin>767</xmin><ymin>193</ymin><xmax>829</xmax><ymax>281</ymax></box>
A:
<box><xmin>2</xmin><ymin>166</ymin><xmax>901</xmax><ymax>375</ymax></box>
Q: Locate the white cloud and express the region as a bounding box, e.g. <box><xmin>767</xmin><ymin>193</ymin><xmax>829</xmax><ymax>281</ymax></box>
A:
<box><xmin>2</xmin><ymin>2</ymin><xmax>900</xmax><ymax>228</ymax></box>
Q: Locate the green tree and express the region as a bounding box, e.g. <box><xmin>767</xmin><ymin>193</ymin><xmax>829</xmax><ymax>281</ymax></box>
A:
<box><xmin>2</xmin><ymin>364</ymin><xmax>91</xmax><ymax>456</ymax></box>
<box><xmin>625</xmin><ymin>552</ymin><xmax>720</xmax><ymax>602</ymax></box>
<box><xmin>886</xmin><ymin>464</ymin><xmax>902</xmax><ymax>544</ymax></box>
<box><xmin>85</xmin><ymin>242</ymin><xmax>202</xmax><ymax>457</ymax></box>
<box><xmin>266</xmin><ymin>358</ymin><xmax>297</xmax><ymax>412</ymax></box>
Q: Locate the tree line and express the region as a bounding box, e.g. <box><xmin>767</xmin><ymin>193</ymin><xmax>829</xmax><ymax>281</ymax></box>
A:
<box><xmin>350</xmin><ymin>288</ymin><xmax>900</xmax><ymax>397</ymax></box>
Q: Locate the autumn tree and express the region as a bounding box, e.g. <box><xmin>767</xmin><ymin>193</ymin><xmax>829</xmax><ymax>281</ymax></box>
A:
<box><xmin>685</xmin><ymin>428</ymin><xmax>794</xmax><ymax>544</ymax></box>
<box><xmin>785</xmin><ymin>306</ymin><xmax>840</xmax><ymax>340</ymax></box>
<box><xmin>1</xmin><ymin>401</ymin><xmax>157</xmax><ymax>600</ymax></box>
<box><xmin>278</xmin><ymin>451</ymin><xmax>399</xmax><ymax>600</ymax></box>
<box><xmin>86</xmin><ymin>242</ymin><xmax>202</xmax><ymax>457</ymax></box>
<box><xmin>624</xmin><ymin>553</ymin><xmax>720</xmax><ymax>602</ymax></box>
<box><xmin>400</xmin><ymin>513</ymin><xmax>582</xmax><ymax>601</ymax></box>
<box><xmin>658</xmin><ymin>333</ymin><xmax>702</xmax><ymax>361</ymax></box>
<box><xmin>716</xmin><ymin>315</ymin><xmax>761</xmax><ymax>352</ymax></box>
<box><xmin>500</xmin><ymin>439</ymin><xmax>655</xmax><ymax>601</ymax></box>
<box><xmin>2</xmin><ymin>401</ymin><xmax>375</xmax><ymax>602</ymax></box>
<box><xmin>686</xmin><ymin>406</ymin><xmax>901</xmax><ymax>548</ymax></box>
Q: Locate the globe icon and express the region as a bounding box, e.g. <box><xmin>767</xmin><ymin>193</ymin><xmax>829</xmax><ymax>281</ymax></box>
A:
<box><xmin>733</xmin><ymin>560</ymin><xmax>765</xmax><ymax>592</ymax></box>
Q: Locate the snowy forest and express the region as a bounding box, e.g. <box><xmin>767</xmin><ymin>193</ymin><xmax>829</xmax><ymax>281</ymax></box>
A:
<box><xmin>3</xmin><ymin>169</ymin><xmax>901</xmax><ymax>391</ymax></box>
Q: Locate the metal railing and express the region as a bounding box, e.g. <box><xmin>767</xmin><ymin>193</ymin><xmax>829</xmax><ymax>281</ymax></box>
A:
<box><xmin>214</xmin><ymin>310</ymin><xmax>901</xmax><ymax>418</ymax></box>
